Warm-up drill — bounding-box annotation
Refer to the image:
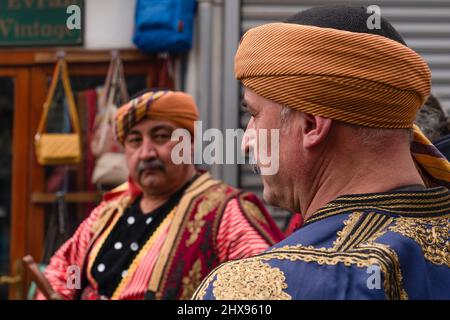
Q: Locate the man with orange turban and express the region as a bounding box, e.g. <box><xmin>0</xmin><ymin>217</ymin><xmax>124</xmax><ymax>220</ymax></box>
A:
<box><xmin>194</xmin><ymin>5</ymin><xmax>450</xmax><ymax>300</ymax></box>
<box><xmin>37</xmin><ymin>90</ymin><xmax>283</xmax><ymax>300</ymax></box>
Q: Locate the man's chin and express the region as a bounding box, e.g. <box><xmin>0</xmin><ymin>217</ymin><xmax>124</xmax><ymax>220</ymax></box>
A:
<box><xmin>138</xmin><ymin>173</ymin><xmax>163</xmax><ymax>190</ymax></box>
<box><xmin>262</xmin><ymin>177</ymin><xmax>290</xmax><ymax>209</ymax></box>
<box><xmin>262</xmin><ymin>183</ymin><xmax>279</xmax><ymax>207</ymax></box>
<box><xmin>264</xmin><ymin>191</ymin><xmax>292</xmax><ymax>212</ymax></box>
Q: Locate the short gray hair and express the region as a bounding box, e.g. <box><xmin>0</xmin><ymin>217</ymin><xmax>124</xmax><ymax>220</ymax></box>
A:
<box><xmin>280</xmin><ymin>105</ymin><xmax>293</xmax><ymax>125</ymax></box>
<box><xmin>350</xmin><ymin>124</ymin><xmax>412</xmax><ymax>152</ymax></box>
<box><xmin>280</xmin><ymin>107</ymin><xmax>412</xmax><ymax>149</ymax></box>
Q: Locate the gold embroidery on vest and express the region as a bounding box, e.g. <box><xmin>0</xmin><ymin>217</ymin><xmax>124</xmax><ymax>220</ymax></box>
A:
<box><xmin>241</xmin><ymin>200</ymin><xmax>267</xmax><ymax>225</ymax></box>
<box><xmin>212</xmin><ymin>259</ymin><xmax>291</xmax><ymax>300</ymax></box>
<box><xmin>194</xmin><ymin>212</ymin><xmax>409</xmax><ymax>300</ymax></box>
<box><xmin>91</xmin><ymin>195</ymin><xmax>132</xmax><ymax>234</ymax></box>
<box><xmin>389</xmin><ymin>216</ymin><xmax>450</xmax><ymax>267</ymax></box>
<box><xmin>179</xmin><ymin>258</ymin><xmax>203</xmax><ymax>300</ymax></box>
<box><xmin>186</xmin><ymin>185</ymin><xmax>227</xmax><ymax>246</ymax></box>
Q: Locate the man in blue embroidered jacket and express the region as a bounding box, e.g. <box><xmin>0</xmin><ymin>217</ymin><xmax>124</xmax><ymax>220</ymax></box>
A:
<box><xmin>193</xmin><ymin>5</ymin><xmax>450</xmax><ymax>300</ymax></box>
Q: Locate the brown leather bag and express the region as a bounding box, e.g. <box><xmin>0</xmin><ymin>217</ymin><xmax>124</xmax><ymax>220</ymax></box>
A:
<box><xmin>90</xmin><ymin>51</ymin><xmax>129</xmax><ymax>157</ymax></box>
<box><xmin>35</xmin><ymin>58</ymin><xmax>82</xmax><ymax>165</ymax></box>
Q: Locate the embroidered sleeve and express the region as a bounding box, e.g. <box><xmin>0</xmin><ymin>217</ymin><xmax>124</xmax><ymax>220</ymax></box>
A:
<box><xmin>216</xmin><ymin>198</ymin><xmax>272</xmax><ymax>263</ymax></box>
<box><xmin>35</xmin><ymin>202</ymin><xmax>106</xmax><ymax>300</ymax></box>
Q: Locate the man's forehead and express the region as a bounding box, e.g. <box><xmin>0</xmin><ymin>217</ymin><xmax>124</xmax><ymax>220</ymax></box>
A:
<box><xmin>129</xmin><ymin>118</ymin><xmax>179</xmax><ymax>133</ymax></box>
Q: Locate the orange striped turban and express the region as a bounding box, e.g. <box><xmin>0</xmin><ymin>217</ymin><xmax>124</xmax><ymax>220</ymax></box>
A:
<box><xmin>115</xmin><ymin>90</ymin><xmax>199</xmax><ymax>144</ymax></box>
<box><xmin>235</xmin><ymin>23</ymin><xmax>450</xmax><ymax>188</ymax></box>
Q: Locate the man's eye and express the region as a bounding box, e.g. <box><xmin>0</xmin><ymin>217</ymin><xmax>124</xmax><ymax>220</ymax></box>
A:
<box><xmin>243</xmin><ymin>108</ymin><xmax>254</xmax><ymax>117</ymax></box>
<box><xmin>126</xmin><ymin>137</ymin><xmax>142</xmax><ymax>146</ymax></box>
<box><xmin>242</xmin><ymin>104</ymin><xmax>256</xmax><ymax>118</ymax></box>
<box><xmin>152</xmin><ymin>134</ymin><xmax>171</xmax><ymax>143</ymax></box>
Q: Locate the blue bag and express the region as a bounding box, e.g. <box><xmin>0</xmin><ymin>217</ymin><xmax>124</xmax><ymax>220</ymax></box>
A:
<box><xmin>133</xmin><ymin>0</ymin><xmax>197</xmax><ymax>53</ymax></box>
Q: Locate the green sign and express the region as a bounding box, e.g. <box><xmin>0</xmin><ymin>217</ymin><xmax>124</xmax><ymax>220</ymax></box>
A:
<box><xmin>0</xmin><ymin>0</ymin><xmax>83</xmax><ymax>46</ymax></box>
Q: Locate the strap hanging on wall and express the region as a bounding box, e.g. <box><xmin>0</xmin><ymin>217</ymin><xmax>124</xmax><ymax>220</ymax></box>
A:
<box><xmin>91</xmin><ymin>51</ymin><xmax>130</xmax><ymax>186</ymax></box>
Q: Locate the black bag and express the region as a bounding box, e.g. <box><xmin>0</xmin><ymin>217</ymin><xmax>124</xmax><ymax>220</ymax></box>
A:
<box><xmin>434</xmin><ymin>134</ymin><xmax>450</xmax><ymax>160</ymax></box>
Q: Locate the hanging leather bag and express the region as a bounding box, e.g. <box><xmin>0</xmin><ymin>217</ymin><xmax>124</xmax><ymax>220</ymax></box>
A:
<box><xmin>35</xmin><ymin>58</ymin><xmax>82</xmax><ymax>165</ymax></box>
<box><xmin>91</xmin><ymin>53</ymin><xmax>129</xmax><ymax>185</ymax></box>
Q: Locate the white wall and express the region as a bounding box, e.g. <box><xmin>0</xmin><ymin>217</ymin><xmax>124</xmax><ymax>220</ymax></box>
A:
<box><xmin>85</xmin><ymin>0</ymin><xmax>136</xmax><ymax>49</ymax></box>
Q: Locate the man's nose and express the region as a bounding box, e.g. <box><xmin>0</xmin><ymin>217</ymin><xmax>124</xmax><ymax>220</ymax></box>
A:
<box><xmin>241</xmin><ymin>119</ymin><xmax>256</xmax><ymax>155</ymax></box>
<box><xmin>138</xmin><ymin>138</ymin><xmax>158</xmax><ymax>160</ymax></box>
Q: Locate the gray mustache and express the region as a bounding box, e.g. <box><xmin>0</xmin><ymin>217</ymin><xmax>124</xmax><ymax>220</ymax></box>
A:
<box><xmin>252</xmin><ymin>164</ymin><xmax>261</xmax><ymax>175</ymax></box>
<box><xmin>137</xmin><ymin>159</ymin><xmax>165</xmax><ymax>174</ymax></box>
<box><xmin>248</xmin><ymin>149</ymin><xmax>261</xmax><ymax>175</ymax></box>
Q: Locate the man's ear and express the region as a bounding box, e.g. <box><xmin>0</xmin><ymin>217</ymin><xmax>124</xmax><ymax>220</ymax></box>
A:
<box><xmin>301</xmin><ymin>114</ymin><xmax>333</xmax><ymax>148</ymax></box>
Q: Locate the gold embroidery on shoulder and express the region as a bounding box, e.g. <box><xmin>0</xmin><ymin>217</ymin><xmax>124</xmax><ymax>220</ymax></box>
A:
<box><xmin>180</xmin><ymin>259</ymin><xmax>203</xmax><ymax>300</ymax></box>
<box><xmin>196</xmin><ymin>213</ymin><xmax>411</xmax><ymax>300</ymax></box>
<box><xmin>186</xmin><ymin>185</ymin><xmax>228</xmax><ymax>246</ymax></box>
<box><xmin>212</xmin><ymin>259</ymin><xmax>291</xmax><ymax>300</ymax></box>
<box><xmin>358</xmin><ymin>242</ymin><xmax>408</xmax><ymax>300</ymax></box>
<box><xmin>194</xmin><ymin>243</ymin><xmax>408</xmax><ymax>300</ymax></box>
<box><xmin>389</xmin><ymin>216</ymin><xmax>450</xmax><ymax>267</ymax></box>
<box><xmin>261</xmin><ymin>211</ymin><xmax>407</xmax><ymax>300</ymax></box>
<box><xmin>333</xmin><ymin>212</ymin><xmax>393</xmax><ymax>251</ymax></box>
<box><xmin>191</xmin><ymin>272</ymin><xmax>211</xmax><ymax>300</ymax></box>
<box><xmin>266</xmin><ymin>243</ymin><xmax>408</xmax><ymax>300</ymax></box>
<box><xmin>307</xmin><ymin>200</ymin><xmax>450</xmax><ymax>225</ymax></box>
<box><xmin>333</xmin><ymin>212</ymin><xmax>362</xmax><ymax>249</ymax></box>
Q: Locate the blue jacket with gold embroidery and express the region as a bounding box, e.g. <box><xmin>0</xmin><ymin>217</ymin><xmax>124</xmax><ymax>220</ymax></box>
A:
<box><xmin>193</xmin><ymin>187</ymin><xmax>450</xmax><ymax>300</ymax></box>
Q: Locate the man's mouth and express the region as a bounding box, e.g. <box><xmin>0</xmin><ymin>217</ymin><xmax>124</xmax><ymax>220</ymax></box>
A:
<box><xmin>141</xmin><ymin>168</ymin><xmax>160</xmax><ymax>174</ymax></box>
<box><xmin>137</xmin><ymin>161</ymin><xmax>165</xmax><ymax>176</ymax></box>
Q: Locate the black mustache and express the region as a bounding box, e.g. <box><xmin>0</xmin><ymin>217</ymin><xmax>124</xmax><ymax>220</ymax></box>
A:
<box><xmin>137</xmin><ymin>159</ymin><xmax>165</xmax><ymax>174</ymax></box>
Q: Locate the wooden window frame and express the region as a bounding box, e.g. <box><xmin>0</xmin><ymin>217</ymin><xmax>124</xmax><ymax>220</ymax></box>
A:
<box><xmin>0</xmin><ymin>48</ymin><xmax>164</xmax><ymax>299</ymax></box>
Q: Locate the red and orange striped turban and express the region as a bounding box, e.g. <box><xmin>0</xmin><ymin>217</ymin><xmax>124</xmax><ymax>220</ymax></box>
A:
<box><xmin>235</xmin><ymin>23</ymin><xmax>450</xmax><ymax>187</ymax></box>
<box><xmin>115</xmin><ymin>90</ymin><xmax>199</xmax><ymax>144</ymax></box>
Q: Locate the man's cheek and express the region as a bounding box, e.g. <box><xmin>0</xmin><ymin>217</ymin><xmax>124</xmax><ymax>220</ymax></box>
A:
<box><xmin>161</xmin><ymin>145</ymin><xmax>177</xmax><ymax>164</ymax></box>
<box><xmin>126</xmin><ymin>157</ymin><xmax>138</xmax><ymax>175</ymax></box>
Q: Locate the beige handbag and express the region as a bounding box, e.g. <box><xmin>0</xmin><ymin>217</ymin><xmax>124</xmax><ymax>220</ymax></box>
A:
<box><xmin>91</xmin><ymin>52</ymin><xmax>129</xmax><ymax>185</ymax></box>
<box><xmin>35</xmin><ymin>58</ymin><xmax>82</xmax><ymax>165</ymax></box>
<box><xmin>91</xmin><ymin>152</ymin><xmax>129</xmax><ymax>185</ymax></box>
